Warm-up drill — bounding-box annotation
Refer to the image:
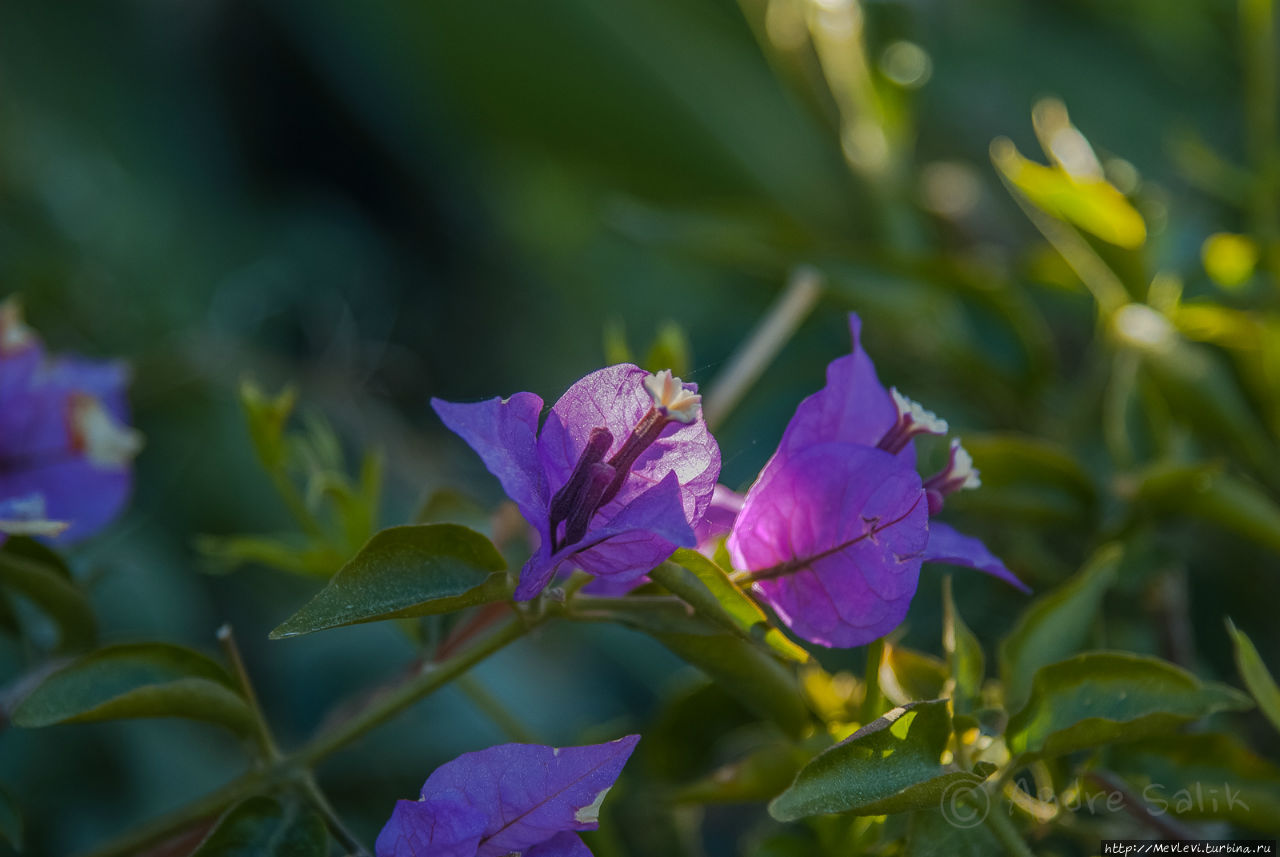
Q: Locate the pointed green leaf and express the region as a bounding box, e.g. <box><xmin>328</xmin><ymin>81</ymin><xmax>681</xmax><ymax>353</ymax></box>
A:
<box><xmin>0</xmin><ymin>786</ymin><xmax>22</xmax><ymax>852</ymax></box>
<box><xmin>573</xmin><ymin>597</ymin><xmax>810</xmax><ymax>738</ymax></box>
<box><xmin>1110</xmin><ymin>733</ymin><xmax>1280</xmax><ymax>834</ymax></box>
<box><xmin>238</xmin><ymin>380</ymin><xmax>297</xmax><ymax>472</ymax></box>
<box><xmin>191</xmin><ymin>796</ymin><xmax>327</xmax><ymax>857</ymax></box>
<box><xmin>12</xmin><ymin>643</ymin><xmax>253</xmax><ymax>734</ymax></box>
<box><xmin>270</xmin><ymin>525</ymin><xmax>509</xmax><ymax>638</ymax></box>
<box><xmin>943</xmin><ymin>578</ymin><xmax>984</xmax><ymax>716</ymax></box>
<box><xmin>0</xmin><ymin>540</ymin><xmax>96</xmax><ymax>652</ymax></box>
<box><xmin>905</xmin><ymin>808</ymin><xmax>1001</xmax><ymax>857</ymax></box>
<box><xmin>880</xmin><ymin>644</ymin><xmax>948</xmax><ymax>706</ymax></box>
<box><xmin>657</xmin><ymin>550</ymin><xmax>810</xmax><ymax>663</ymax></box>
<box><xmin>1006</xmin><ymin>652</ymin><xmax>1252</xmax><ymax>759</ymax></box>
<box><xmin>1136</xmin><ymin>463</ymin><xmax>1280</xmax><ymax>555</ymax></box>
<box><xmin>769</xmin><ymin>699</ymin><xmax>996</xmax><ymax>821</ymax></box>
<box><xmin>999</xmin><ymin>544</ymin><xmax>1121</xmax><ymax>710</ymax></box>
<box><xmin>1227</xmin><ymin>619</ymin><xmax>1280</xmax><ymax>735</ymax></box>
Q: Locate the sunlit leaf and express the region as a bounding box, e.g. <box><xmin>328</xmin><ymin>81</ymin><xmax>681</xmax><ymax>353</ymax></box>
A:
<box><xmin>999</xmin><ymin>544</ymin><xmax>1121</xmax><ymax>710</ymax></box>
<box><xmin>12</xmin><ymin>643</ymin><xmax>253</xmax><ymax>734</ymax></box>
<box><xmin>190</xmin><ymin>796</ymin><xmax>327</xmax><ymax>857</ymax></box>
<box><xmin>992</xmin><ymin>138</ymin><xmax>1146</xmax><ymax>248</ymax></box>
<box><xmin>1226</xmin><ymin>619</ymin><xmax>1280</xmax><ymax>735</ymax></box>
<box><xmin>769</xmin><ymin>699</ymin><xmax>996</xmax><ymax>821</ymax></box>
<box><xmin>658</xmin><ymin>550</ymin><xmax>810</xmax><ymax>664</ymax></box>
<box><xmin>1006</xmin><ymin>652</ymin><xmax>1252</xmax><ymax>759</ymax></box>
<box><xmin>880</xmin><ymin>644</ymin><xmax>947</xmax><ymax>706</ymax></box>
<box><xmin>270</xmin><ymin>524</ymin><xmax>509</xmax><ymax>638</ymax></box>
<box><xmin>0</xmin><ymin>539</ymin><xmax>96</xmax><ymax>652</ymax></box>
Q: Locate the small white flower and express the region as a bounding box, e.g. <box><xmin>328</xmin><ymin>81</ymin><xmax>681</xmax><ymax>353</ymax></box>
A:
<box><xmin>643</xmin><ymin>369</ymin><xmax>702</xmax><ymax>424</ymax></box>
<box><xmin>890</xmin><ymin>387</ymin><xmax>948</xmax><ymax>435</ymax></box>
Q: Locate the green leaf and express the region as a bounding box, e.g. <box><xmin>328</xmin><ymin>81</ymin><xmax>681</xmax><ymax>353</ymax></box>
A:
<box><xmin>943</xmin><ymin>578</ymin><xmax>984</xmax><ymax>716</ymax></box>
<box><xmin>945</xmin><ymin>434</ymin><xmax>1096</xmax><ymax>525</ymax></box>
<box><xmin>0</xmin><ymin>540</ymin><xmax>97</xmax><ymax>652</ymax></box>
<box><xmin>673</xmin><ymin>741</ymin><xmax>812</xmax><ymax>804</ymax></box>
<box><xmin>657</xmin><ymin>550</ymin><xmax>810</xmax><ymax>664</ymax></box>
<box><xmin>999</xmin><ymin>544</ymin><xmax>1121</xmax><ymax>710</ymax></box>
<box><xmin>0</xmin><ymin>786</ymin><xmax>23</xmax><ymax>852</ymax></box>
<box><xmin>992</xmin><ymin>139</ymin><xmax>1146</xmax><ymax>248</ymax></box>
<box><xmin>1134</xmin><ymin>462</ymin><xmax>1280</xmax><ymax>555</ymax></box>
<box><xmin>197</xmin><ymin>534</ymin><xmax>345</xmax><ymax>578</ymax></box>
<box><xmin>576</xmin><ymin>598</ymin><xmax>810</xmax><ymax>738</ymax></box>
<box><xmin>191</xmin><ymin>796</ymin><xmax>328</xmax><ymax>857</ymax></box>
<box><xmin>880</xmin><ymin>644</ymin><xmax>948</xmax><ymax>706</ymax></box>
<box><xmin>1006</xmin><ymin>652</ymin><xmax>1253</xmax><ymax>759</ymax></box>
<box><xmin>1110</xmin><ymin>733</ymin><xmax>1280</xmax><ymax>834</ymax></box>
<box><xmin>904</xmin><ymin>808</ymin><xmax>1001</xmax><ymax>857</ymax></box>
<box><xmin>769</xmin><ymin>699</ymin><xmax>996</xmax><ymax>821</ymax></box>
<box><xmin>239</xmin><ymin>380</ymin><xmax>298</xmax><ymax>472</ymax></box>
<box><xmin>12</xmin><ymin>643</ymin><xmax>253</xmax><ymax>734</ymax></box>
<box><xmin>645</xmin><ymin>320</ymin><xmax>692</xmax><ymax>378</ymax></box>
<box><xmin>1226</xmin><ymin>619</ymin><xmax>1280</xmax><ymax>735</ymax></box>
<box><xmin>270</xmin><ymin>524</ymin><xmax>509</xmax><ymax>639</ymax></box>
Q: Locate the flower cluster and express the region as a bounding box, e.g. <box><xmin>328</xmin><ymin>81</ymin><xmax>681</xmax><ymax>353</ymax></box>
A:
<box><xmin>376</xmin><ymin>736</ymin><xmax>639</xmax><ymax>857</ymax></box>
<box><xmin>0</xmin><ymin>297</ymin><xmax>142</xmax><ymax>545</ymax></box>
<box><xmin>435</xmin><ymin>314</ymin><xmax>1024</xmax><ymax>648</ymax></box>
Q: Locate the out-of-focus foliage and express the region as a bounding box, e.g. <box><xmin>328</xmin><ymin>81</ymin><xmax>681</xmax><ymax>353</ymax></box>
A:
<box><xmin>2</xmin><ymin>0</ymin><xmax>1280</xmax><ymax>854</ymax></box>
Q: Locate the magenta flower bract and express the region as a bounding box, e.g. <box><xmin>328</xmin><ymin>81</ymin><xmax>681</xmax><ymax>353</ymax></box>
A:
<box><xmin>432</xmin><ymin>365</ymin><xmax>720</xmax><ymax>599</ymax></box>
<box><xmin>727</xmin><ymin>314</ymin><xmax>1027</xmax><ymax>648</ymax></box>
<box><xmin>0</xmin><ymin>298</ymin><xmax>142</xmax><ymax>545</ymax></box>
<box><xmin>375</xmin><ymin>736</ymin><xmax>639</xmax><ymax>857</ymax></box>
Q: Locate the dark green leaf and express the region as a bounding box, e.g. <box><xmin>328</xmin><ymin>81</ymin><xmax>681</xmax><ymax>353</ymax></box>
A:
<box><xmin>1110</xmin><ymin>733</ymin><xmax>1280</xmax><ymax>834</ymax></box>
<box><xmin>1006</xmin><ymin>652</ymin><xmax>1252</xmax><ymax>759</ymax></box>
<box><xmin>673</xmin><ymin>741</ymin><xmax>812</xmax><ymax>804</ymax></box>
<box><xmin>1135</xmin><ymin>463</ymin><xmax>1280</xmax><ymax>555</ymax></box>
<box><xmin>270</xmin><ymin>524</ymin><xmax>509</xmax><ymax>638</ymax></box>
<box><xmin>1226</xmin><ymin>619</ymin><xmax>1280</xmax><ymax>735</ymax></box>
<box><xmin>999</xmin><ymin>544</ymin><xmax>1121</xmax><ymax>710</ymax></box>
<box><xmin>191</xmin><ymin>796</ymin><xmax>328</xmax><ymax>857</ymax></box>
<box><xmin>657</xmin><ymin>550</ymin><xmax>810</xmax><ymax>663</ymax></box>
<box><xmin>12</xmin><ymin>643</ymin><xmax>253</xmax><ymax>734</ymax></box>
<box><xmin>0</xmin><ymin>786</ymin><xmax>22</xmax><ymax>851</ymax></box>
<box><xmin>904</xmin><ymin>808</ymin><xmax>1001</xmax><ymax>857</ymax></box>
<box><xmin>769</xmin><ymin>699</ymin><xmax>996</xmax><ymax>821</ymax></box>
<box><xmin>946</xmin><ymin>434</ymin><xmax>1097</xmax><ymax>525</ymax></box>
<box><xmin>0</xmin><ymin>542</ymin><xmax>96</xmax><ymax>652</ymax></box>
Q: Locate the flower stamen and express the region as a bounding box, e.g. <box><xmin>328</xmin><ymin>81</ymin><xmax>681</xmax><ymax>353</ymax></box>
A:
<box><xmin>876</xmin><ymin>388</ymin><xmax>948</xmax><ymax>454</ymax></box>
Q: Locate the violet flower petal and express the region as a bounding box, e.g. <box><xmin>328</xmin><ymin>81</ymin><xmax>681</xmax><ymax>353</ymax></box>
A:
<box><xmin>923</xmin><ymin>521</ymin><xmax>1030</xmax><ymax>592</ymax></box>
<box><xmin>693</xmin><ymin>484</ymin><xmax>744</xmax><ymax>552</ymax></box>
<box><xmin>537</xmin><ymin>365</ymin><xmax>719</xmax><ymax>529</ymax></box>
<box><xmin>0</xmin><ymin>463</ymin><xmax>130</xmax><ymax>544</ymax></box>
<box><xmin>523</xmin><ymin>831</ymin><xmax>594</xmax><ymax>857</ymax></box>
<box><xmin>420</xmin><ymin>736</ymin><xmax>639</xmax><ymax>857</ymax></box>
<box><xmin>729</xmin><ymin>443</ymin><xmax>929</xmax><ymax>648</ymax></box>
<box><xmin>777</xmin><ymin>314</ymin><xmax>908</xmax><ymax>463</ymax></box>
<box><xmin>515</xmin><ymin>471</ymin><xmax>695</xmax><ymax>600</ymax></box>
<box><xmin>375</xmin><ymin>791</ymin><xmax>487</xmax><ymax>857</ymax></box>
<box><xmin>431</xmin><ymin>393</ymin><xmax>549</xmax><ymax>526</ymax></box>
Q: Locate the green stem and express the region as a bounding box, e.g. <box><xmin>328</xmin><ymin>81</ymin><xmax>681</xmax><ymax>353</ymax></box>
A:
<box><xmin>702</xmin><ymin>266</ymin><xmax>824</xmax><ymax>430</ymax></box>
<box><xmin>79</xmin><ymin>617</ymin><xmax>538</xmax><ymax>857</ymax></box>
<box><xmin>301</xmin><ymin>774</ymin><xmax>371</xmax><ymax>857</ymax></box>
<box><xmin>982</xmin><ymin>799</ymin><xmax>1036</xmax><ymax>857</ymax></box>
<box><xmin>860</xmin><ymin>637</ymin><xmax>885</xmax><ymax>724</ymax></box>
<box><xmin>269</xmin><ymin>468</ymin><xmax>327</xmax><ymax>542</ymax></box>
<box><xmin>217</xmin><ymin>624</ymin><xmax>282</xmax><ymax>762</ymax></box>
<box><xmin>456</xmin><ymin>674</ymin><xmax>539</xmax><ymax>744</ymax></box>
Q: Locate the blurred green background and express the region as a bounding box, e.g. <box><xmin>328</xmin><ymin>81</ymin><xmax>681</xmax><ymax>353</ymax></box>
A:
<box><xmin>2</xmin><ymin>0</ymin><xmax>1279</xmax><ymax>854</ymax></box>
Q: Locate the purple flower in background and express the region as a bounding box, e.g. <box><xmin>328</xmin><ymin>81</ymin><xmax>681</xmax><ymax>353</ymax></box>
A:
<box><xmin>433</xmin><ymin>366</ymin><xmax>720</xmax><ymax>599</ymax></box>
<box><xmin>727</xmin><ymin>314</ymin><xmax>1027</xmax><ymax>648</ymax></box>
<box><xmin>0</xmin><ymin>298</ymin><xmax>142</xmax><ymax>545</ymax></box>
<box><xmin>375</xmin><ymin>735</ymin><xmax>639</xmax><ymax>857</ymax></box>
